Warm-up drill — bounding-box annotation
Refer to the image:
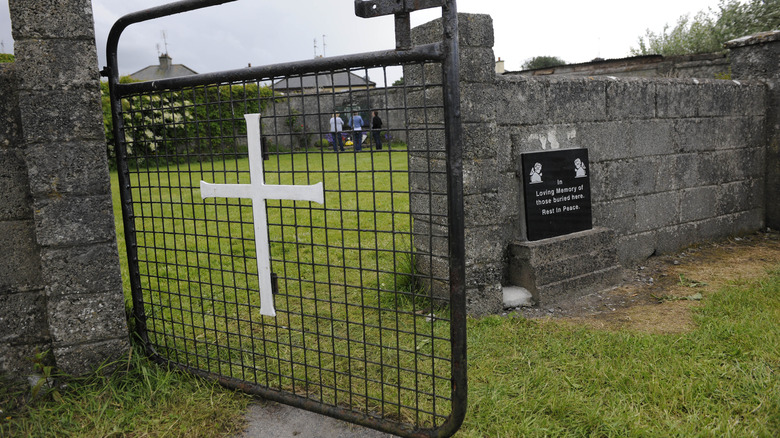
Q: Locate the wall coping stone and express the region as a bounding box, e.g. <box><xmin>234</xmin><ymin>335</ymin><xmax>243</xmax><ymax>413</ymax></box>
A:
<box><xmin>725</xmin><ymin>30</ymin><xmax>780</xmax><ymax>49</ymax></box>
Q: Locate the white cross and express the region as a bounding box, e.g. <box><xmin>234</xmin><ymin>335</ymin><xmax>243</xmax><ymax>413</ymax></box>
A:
<box><xmin>200</xmin><ymin>113</ymin><xmax>324</xmax><ymax>317</ymax></box>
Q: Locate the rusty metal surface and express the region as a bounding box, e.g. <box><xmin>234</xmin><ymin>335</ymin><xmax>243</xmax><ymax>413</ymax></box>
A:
<box><xmin>354</xmin><ymin>0</ymin><xmax>444</xmax><ymax>18</ymax></box>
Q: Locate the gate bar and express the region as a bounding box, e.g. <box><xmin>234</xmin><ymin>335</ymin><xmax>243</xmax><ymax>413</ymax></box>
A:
<box><xmin>354</xmin><ymin>0</ymin><xmax>446</xmax><ymax>50</ymax></box>
<box><xmin>354</xmin><ymin>0</ymin><xmax>444</xmax><ymax>18</ymax></box>
<box><xmin>103</xmin><ymin>0</ymin><xmax>240</xmax><ymax>355</ymax></box>
<box><xmin>105</xmin><ymin>0</ymin><xmax>237</xmax><ymax>81</ymax></box>
<box><xmin>439</xmin><ymin>1</ymin><xmax>467</xmax><ymax>435</ymax></box>
<box><xmin>115</xmin><ymin>43</ymin><xmax>444</xmax><ymax>95</ymax></box>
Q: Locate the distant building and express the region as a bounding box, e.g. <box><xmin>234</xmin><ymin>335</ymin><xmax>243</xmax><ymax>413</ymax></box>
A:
<box><xmin>272</xmin><ymin>71</ymin><xmax>376</xmax><ymax>94</ymax></box>
<box><xmin>495</xmin><ymin>57</ymin><xmax>505</xmax><ymax>74</ymax></box>
<box><xmin>128</xmin><ymin>54</ymin><xmax>197</xmax><ymax>81</ymax></box>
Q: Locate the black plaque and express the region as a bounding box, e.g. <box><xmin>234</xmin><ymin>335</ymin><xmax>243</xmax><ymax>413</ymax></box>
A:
<box><xmin>522</xmin><ymin>148</ymin><xmax>592</xmax><ymax>241</ymax></box>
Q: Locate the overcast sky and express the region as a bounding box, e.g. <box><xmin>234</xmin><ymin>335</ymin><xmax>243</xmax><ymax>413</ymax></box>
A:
<box><xmin>3</xmin><ymin>0</ymin><xmax>724</xmax><ymax>83</ymax></box>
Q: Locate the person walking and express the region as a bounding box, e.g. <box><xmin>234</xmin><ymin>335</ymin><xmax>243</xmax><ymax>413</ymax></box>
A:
<box><xmin>349</xmin><ymin>111</ymin><xmax>365</xmax><ymax>151</ymax></box>
<box><xmin>371</xmin><ymin>110</ymin><xmax>383</xmax><ymax>150</ymax></box>
<box><xmin>329</xmin><ymin>113</ymin><xmax>344</xmax><ymax>152</ymax></box>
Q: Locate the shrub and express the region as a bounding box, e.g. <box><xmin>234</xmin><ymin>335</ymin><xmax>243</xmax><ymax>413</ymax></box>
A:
<box><xmin>101</xmin><ymin>78</ymin><xmax>273</xmax><ymax>168</ymax></box>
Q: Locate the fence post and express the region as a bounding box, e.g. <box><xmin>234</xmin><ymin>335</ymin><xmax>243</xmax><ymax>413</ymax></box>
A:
<box><xmin>409</xmin><ymin>14</ymin><xmax>507</xmax><ymax>315</ymax></box>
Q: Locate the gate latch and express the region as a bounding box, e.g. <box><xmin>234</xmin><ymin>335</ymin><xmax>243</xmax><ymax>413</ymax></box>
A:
<box><xmin>354</xmin><ymin>0</ymin><xmax>443</xmax><ymax>18</ymax></box>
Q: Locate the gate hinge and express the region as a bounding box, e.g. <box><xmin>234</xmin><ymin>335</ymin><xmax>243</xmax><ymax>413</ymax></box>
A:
<box><xmin>354</xmin><ymin>0</ymin><xmax>443</xmax><ymax>18</ymax></box>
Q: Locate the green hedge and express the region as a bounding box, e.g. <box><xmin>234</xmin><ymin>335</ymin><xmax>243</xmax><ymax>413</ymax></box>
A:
<box><xmin>101</xmin><ymin>77</ymin><xmax>274</xmax><ymax>168</ymax></box>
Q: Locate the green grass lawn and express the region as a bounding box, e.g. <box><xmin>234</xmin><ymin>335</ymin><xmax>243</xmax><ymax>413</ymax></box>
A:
<box><xmin>110</xmin><ymin>145</ymin><xmax>455</xmax><ymax>428</ymax></box>
<box><xmin>2</xmin><ymin>149</ymin><xmax>779</xmax><ymax>436</ymax></box>
<box><xmin>4</xmin><ymin>267</ymin><xmax>778</xmax><ymax>437</ymax></box>
<box><xmin>461</xmin><ymin>274</ymin><xmax>780</xmax><ymax>437</ymax></box>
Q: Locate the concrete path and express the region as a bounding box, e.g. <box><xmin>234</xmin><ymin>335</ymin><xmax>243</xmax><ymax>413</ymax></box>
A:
<box><xmin>235</xmin><ymin>399</ymin><xmax>399</xmax><ymax>437</ymax></box>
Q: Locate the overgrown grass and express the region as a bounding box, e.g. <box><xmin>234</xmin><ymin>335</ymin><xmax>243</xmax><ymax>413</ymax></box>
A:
<box><xmin>1</xmin><ymin>346</ymin><xmax>250</xmax><ymax>437</ymax></box>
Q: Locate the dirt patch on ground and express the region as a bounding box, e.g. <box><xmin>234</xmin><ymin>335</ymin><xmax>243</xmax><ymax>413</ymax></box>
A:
<box><xmin>514</xmin><ymin>230</ymin><xmax>780</xmax><ymax>334</ymax></box>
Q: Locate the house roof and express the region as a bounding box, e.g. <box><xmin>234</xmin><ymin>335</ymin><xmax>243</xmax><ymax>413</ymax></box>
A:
<box><xmin>128</xmin><ymin>54</ymin><xmax>197</xmax><ymax>81</ymax></box>
<box><xmin>272</xmin><ymin>71</ymin><xmax>375</xmax><ymax>91</ymax></box>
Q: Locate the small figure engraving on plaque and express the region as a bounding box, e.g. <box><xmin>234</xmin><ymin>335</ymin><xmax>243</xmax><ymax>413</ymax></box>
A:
<box><xmin>574</xmin><ymin>158</ymin><xmax>587</xmax><ymax>178</ymax></box>
<box><xmin>529</xmin><ymin>162</ymin><xmax>543</xmax><ymax>184</ymax></box>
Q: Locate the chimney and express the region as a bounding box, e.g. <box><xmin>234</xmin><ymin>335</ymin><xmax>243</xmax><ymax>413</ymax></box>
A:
<box><xmin>495</xmin><ymin>57</ymin><xmax>505</xmax><ymax>74</ymax></box>
<box><xmin>159</xmin><ymin>53</ymin><xmax>172</xmax><ymax>69</ymax></box>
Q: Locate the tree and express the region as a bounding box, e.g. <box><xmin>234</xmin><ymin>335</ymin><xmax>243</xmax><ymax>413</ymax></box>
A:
<box><xmin>521</xmin><ymin>56</ymin><xmax>566</xmax><ymax>70</ymax></box>
<box><xmin>714</xmin><ymin>0</ymin><xmax>780</xmax><ymax>41</ymax></box>
<box><xmin>631</xmin><ymin>0</ymin><xmax>780</xmax><ymax>56</ymax></box>
<box><xmin>392</xmin><ymin>77</ymin><xmax>405</xmax><ymax>86</ymax></box>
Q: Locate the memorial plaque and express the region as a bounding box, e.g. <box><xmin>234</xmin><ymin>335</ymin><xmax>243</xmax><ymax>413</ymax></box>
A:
<box><xmin>521</xmin><ymin>148</ymin><xmax>592</xmax><ymax>241</ymax></box>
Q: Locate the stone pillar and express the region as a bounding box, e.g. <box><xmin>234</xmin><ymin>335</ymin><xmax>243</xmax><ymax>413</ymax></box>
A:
<box><xmin>8</xmin><ymin>0</ymin><xmax>129</xmax><ymax>376</ymax></box>
<box><xmin>726</xmin><ymin>31</ymin><xmax>780</xmax><ymax>229</ymax></box>
<box><xmin>0</xmin><ymin>63</ymin><xmax>50</xmax><ymax>377</ymax></box>
<box><xmin>409</xmin><ymin>14</ymin><xmax>510</xmax><ymax>315</ymax></box>
<box><xmin>407</xmin><ymin>14</ymin><xmax>622</xmax><ymax>314</ymax></box>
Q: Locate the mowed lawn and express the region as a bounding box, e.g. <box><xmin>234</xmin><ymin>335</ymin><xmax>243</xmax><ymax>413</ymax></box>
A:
<box><xmin>108</xmin><ymin>146</ymin><xmax>456</xmax><ymax>429</ymax></box>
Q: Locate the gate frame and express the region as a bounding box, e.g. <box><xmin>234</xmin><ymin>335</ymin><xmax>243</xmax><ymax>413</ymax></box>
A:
<box><xmin>103</xmin><ymin>1</ymin><xmax>466</xmax><ymax>436</ymax></box>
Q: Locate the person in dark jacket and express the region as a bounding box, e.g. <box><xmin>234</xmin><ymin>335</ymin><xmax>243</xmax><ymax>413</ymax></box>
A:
<box><xmin>371</xmin><ymin>110</ymin><xmax>383</xmax><ymax>150</ymax></box>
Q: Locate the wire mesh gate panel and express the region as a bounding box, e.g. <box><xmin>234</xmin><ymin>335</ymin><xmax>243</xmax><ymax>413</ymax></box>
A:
<box><xmin>105</xmin><ymin>1</ymin><xmax>465</xmax><ymax>436</ymax></box>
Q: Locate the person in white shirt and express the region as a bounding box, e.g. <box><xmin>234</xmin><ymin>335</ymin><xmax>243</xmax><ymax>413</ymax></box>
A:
<box><xmin>329</xmin><ymin>113</ymin><xmax>344</xmax><ymax>152</ymax></box>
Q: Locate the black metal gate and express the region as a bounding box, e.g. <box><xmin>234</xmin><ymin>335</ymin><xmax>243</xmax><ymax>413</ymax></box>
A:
<box><xmin>105</xmin><ymin>1</ymin><xmax>465</xmax><ymax>436</ymax></box>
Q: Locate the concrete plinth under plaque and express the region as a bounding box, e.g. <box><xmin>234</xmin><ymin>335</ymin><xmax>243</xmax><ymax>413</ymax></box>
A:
<box><xmin>508</xmin><ymin>228</ymin><xmax>622</xmax><ymax>305</ymax></box>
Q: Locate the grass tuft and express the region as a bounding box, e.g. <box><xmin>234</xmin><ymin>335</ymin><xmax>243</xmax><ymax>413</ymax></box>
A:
<box><xmin>1</xmin><ymin>346</ymin><xmax>249</xmax><ymax>437</ymax></box>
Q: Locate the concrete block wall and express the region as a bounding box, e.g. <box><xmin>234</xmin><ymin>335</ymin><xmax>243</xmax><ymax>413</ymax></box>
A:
<box><xmin>727</xmin><ymin>31</ymin><xmax>780</xmax><ymax>230</ymax></box>
<box><xmin>1</xmin><ymin>0</ymin><xmax>129</xmax><ymax>379</ymax></box>
<box><xmin>511</xmin><ymin>52</ymin><xmax>730</xmax><ymax>80</ymax></box>
<box><xmin>410</xmin><ymin>14</ymin><xmax>773</xmax><ymax>314</ymax></box>
<box><xmin>506</xmin><ymin>75</ymin><xmax>767</xmax><ymax>263</ymax></box>
<box><xmin>508</xmin><ymin>228</ymin><xmax>623</xmax><ymax>304</ymax></box>
<box><xmin>410</xmin><ymin>14</ymin><xmax>513</xmax><ymax>314</ymax></box>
